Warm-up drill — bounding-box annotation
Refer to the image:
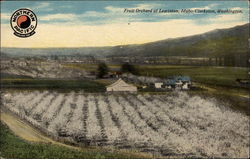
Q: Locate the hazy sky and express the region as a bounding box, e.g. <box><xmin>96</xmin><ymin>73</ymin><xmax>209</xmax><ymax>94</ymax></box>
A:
<box><xmin>1</xmin><ymin>1</ymin><xmax>249</xmax><ymax>48</ymax></box>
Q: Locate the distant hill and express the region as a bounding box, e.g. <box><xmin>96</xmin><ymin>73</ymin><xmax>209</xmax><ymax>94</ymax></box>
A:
<box><xmin>1</xmin><ymin>23</ymin><xmax>249</xmax><ymax>58</ymax></box>
<box><xmin>1</xmin><ymin>47</ymin><xmax>113</xmax><ymax>57</ymax></box>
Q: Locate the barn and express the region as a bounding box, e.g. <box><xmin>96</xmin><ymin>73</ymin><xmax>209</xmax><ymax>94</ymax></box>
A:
<box><xmin>106</xmin><ymin>78</ymin><xmax>137</xmax><ymax>92</ymax></box>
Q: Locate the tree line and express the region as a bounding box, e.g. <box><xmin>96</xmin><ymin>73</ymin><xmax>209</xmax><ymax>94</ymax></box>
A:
<box><xmin>97</xmin><ymin>62</ymin><xmax>138</xmax><ymax>78</ymax></box>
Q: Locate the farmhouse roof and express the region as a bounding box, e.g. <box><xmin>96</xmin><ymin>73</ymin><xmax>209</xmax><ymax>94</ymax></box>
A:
<box><xmin>174</xmin><ymin>76</ymin><xmax>191</xmax><ymax>81</ymax></box>
<box><xmin>106</xmin><ymin>78</ymin><xmax>134</xmax><ymax>88</ymax></box>
<box><xmin>165</xmin><ymin>79</ymin><xmax>176</xmax><ymax>85</ymax></box>
<box><xmin>164</xmin><ymin>76</ymin><xmax>191</xmax><ymax>85</ymax></box>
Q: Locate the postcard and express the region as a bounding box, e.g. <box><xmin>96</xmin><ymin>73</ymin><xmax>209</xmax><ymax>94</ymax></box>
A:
<box><xmin>1</xmin><ymin>0</ymin><xmax>249</xmax><ymax>159</ymax></box>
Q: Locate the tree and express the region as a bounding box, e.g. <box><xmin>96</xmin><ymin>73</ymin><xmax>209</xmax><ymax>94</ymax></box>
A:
<box><xmin>121</xmin><ymin>62</ymin><xmax>138</xmax><ymax>75</ymax></box>
<box><xmin>97</xmin><ymin>63</ymin><xmax>109</xmax><ymax>78</ymax></box>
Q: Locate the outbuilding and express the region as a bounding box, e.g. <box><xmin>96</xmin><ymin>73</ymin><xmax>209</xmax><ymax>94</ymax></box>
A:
<box><xmin>154</xmin><ymin>82</ymin><xmax>163</xmax><ymax>88</ymax></box>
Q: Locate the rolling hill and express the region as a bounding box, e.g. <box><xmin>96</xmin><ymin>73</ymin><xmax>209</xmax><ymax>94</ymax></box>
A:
<box><xmin>1</xmin><ymin>23</ymin><xmax>249</xmax><ymax>58</ymax></box>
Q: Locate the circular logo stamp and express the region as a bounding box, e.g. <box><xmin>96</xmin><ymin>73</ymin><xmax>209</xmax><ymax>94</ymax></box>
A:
<box><xmin>10</xmin><ymin>8</ymin><xmax>37</xmax><ymax>38</ymax></box>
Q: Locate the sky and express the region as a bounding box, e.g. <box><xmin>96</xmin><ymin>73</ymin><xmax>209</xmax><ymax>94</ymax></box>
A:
<box><xmin>1</xmin><ymin>1</ymin><xmax>249</xmax><ymax>48</ymax></box>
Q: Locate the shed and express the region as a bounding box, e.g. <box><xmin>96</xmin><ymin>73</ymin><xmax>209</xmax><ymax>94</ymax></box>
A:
<box><xmin>106</xmin><ymin>78</ymin><xmax>137</xmax><ymax>92</ymax></box>
<box><xmin>182</xmin><ymin>83</ymin><xmax>190</xmax><ymax>90</ymax></box>
<box><xmin>154</xmin><ymin>82</ymin><xmax>163</xmax><ymax>88</ymax></box>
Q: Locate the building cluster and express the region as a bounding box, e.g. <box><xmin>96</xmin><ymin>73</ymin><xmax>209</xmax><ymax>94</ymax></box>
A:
<box><xmin>154</xmin><ymin>76</ymin><xmax>192</xmax><ymax>90</ymax></box>
<box><xmin>106</xmin><ymin>76</ymin><xmax>192</xmax><ymax>92</ymax></box>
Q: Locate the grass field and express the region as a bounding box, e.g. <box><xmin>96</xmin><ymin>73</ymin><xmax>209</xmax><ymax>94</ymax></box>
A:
<box><xmin>2</xmin><ymin>64</ymin><xmax>249</xmax><ymax>94</ymax></box>
<box><xmin>63</xmin><ymin>63</ymin><xmax>120</xmax><ymax>72</ymax></box>
<box><xmin>1</xmin><ymin>79</ymin><xmax>105</xmax><ymax>92</ymax></box>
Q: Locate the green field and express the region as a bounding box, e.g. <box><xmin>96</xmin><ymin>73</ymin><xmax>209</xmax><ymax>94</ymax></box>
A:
<box><xmin>2</xmin><ymin>64</ymin><xmax>249</xmax><ymax>92</ymax></box>
<box><xmin>62</xmin><ymin>63</ymin><xmax>120</xmax><ymax>72</ymax></box>
<box><xmin>1</xmin><ymin>79</ymin><xmax>106</xmax><ymax>92</ymax></box>
<box><xmin>0</xmin><ymin>122</ymin><xmax>150</xmax><ymax>159</ymax></box>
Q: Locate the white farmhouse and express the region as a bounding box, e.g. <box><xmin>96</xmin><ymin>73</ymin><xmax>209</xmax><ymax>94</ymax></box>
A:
<box><xmin>106</xmin><ymin>78</ymin><xmax>137</xmax><ymax>92</ymax></box>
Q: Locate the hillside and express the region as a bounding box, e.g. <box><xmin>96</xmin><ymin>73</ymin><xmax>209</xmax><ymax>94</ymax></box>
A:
<box><xmin>1</xmin><ymin>23</ymin><xmax>249</xmax><ymax>58</ymax></box>
<box><xmin>110</xmin><ymin>23</ymin><xmax>249</xmax><ymax>57</ymax></box>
